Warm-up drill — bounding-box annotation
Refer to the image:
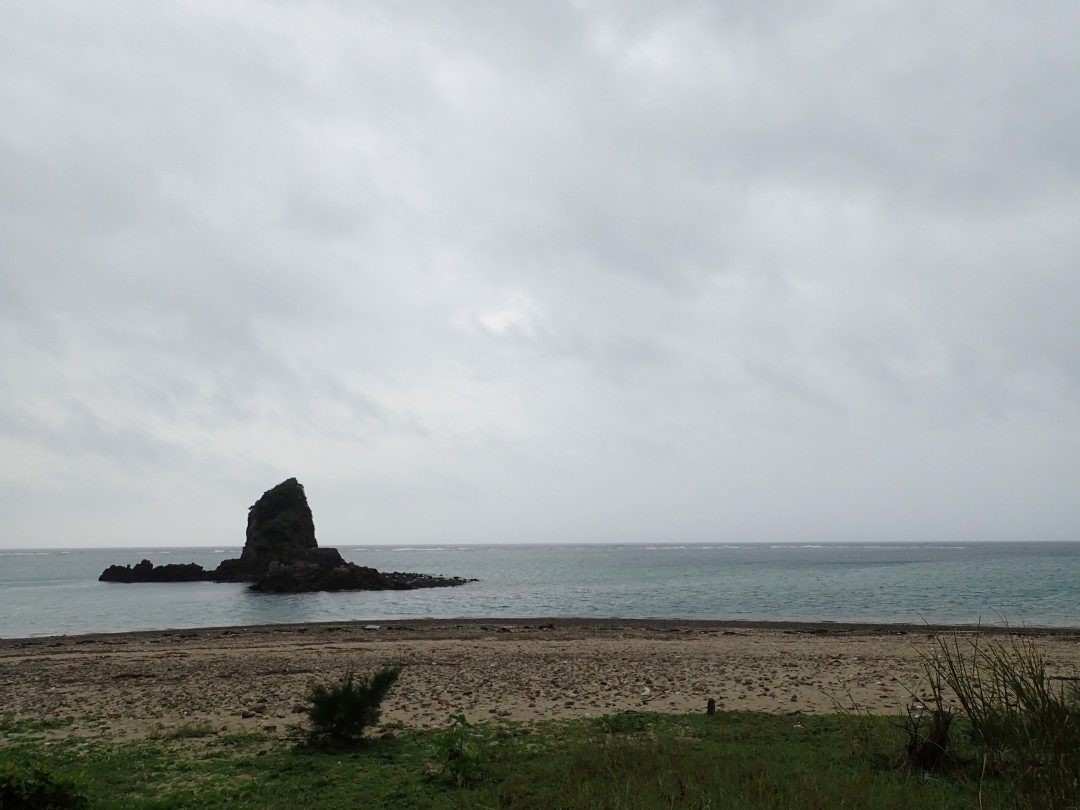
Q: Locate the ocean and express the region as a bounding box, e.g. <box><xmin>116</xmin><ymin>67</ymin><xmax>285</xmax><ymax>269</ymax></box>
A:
<box><xmin>2</xmin><ymin>542</ymin><xmax>1078</xmax><ymax>639</ymax></box>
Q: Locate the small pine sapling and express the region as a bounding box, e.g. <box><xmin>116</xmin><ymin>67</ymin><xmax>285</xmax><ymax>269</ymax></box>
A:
<box><xmin>303</xmin><ymin>666</ymin><xmax>401</xmax><ymax>745</ymax></box>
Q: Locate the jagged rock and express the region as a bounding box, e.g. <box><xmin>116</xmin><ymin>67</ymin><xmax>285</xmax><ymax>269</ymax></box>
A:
<box><xmin>237</xmin><ymin>478</ymin><xmax>318</xmax><ymax>577</ymax></box>
<box><xmin>101</xmin><ymin>478</ymin><xmax>321</xmax><ymax>585</ymax></box>
<box><xmin>207</xmin><ymin>556</ymin><xmax>248</xmax><ymax>583</ymax></box>
<box><xmin>99</xmin><ymin>478</ymin><xmax>474</xmax><ymax>594</ymax></box>
<box><xmin>99</xmin><ymin>560</ymin><xmax>210</xmax><ymax>583</ymax></box>
<box><xmin>250</xmin><ymin>561</ymin><xmax>387</xmax><ymax>593</ymax></box>
<box><xmin>382</xmin><ymin>571</ymin><xmax>477</xmax><ymax>590</ymax></box>
<box><xmin>249</xmin><ymin>561</ymin><xmax>475</xmax><ymax>593</ymax></box>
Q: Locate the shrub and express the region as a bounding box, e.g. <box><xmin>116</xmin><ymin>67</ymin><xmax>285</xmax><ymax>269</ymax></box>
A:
<box><xmin>0</xmin><ymin>763</ymin><xmax>89</xmax><ymax>809</ymax></box>
<box><xmin>922</xmin><ymin>631</ymin><xmax>1080</xmax><ymax>808</ymax></box>
<box><xmin>156</xmin><ymin>720</ymin><xmax>216</xmax><ymax>740</ymax></box>
<box><xmin>433</xmin><ymin>713</ymin><xmax>488</xmax><ymax>787</ymax></box>
<box><xmin>303</xmin><ymin>666</ymin><xmax>401</xmax><ymax>746</ymax></box>
<box><xmin>593</xmin><ymin>712</ymin><xmax>649</xmax><ymax>734</ymax></box>
<box><xmin>901</xmin><ymin>704</ymin><xmax>955</xmax><ymax>771</ymax></box>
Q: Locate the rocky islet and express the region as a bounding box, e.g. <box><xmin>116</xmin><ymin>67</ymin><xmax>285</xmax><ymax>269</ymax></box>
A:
<box><xmin>99</xmin><ymin>478</ymin><xmax>473</xmax><ymax>593</ymax></box>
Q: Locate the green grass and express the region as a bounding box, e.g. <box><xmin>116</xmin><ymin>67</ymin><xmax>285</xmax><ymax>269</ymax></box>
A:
<box><xmin>0</xmin><ymin>714</ymin><xmax>76</xmax><ymax>736</ymax></box>
<box><xmin>1</xmin><ymin>711</ymin><xmax>1019</xmax><ymax>809</ymax></box>
<box><xmin>148</xmin><ymin>720</ymin><xmax>218</xmax><ymax>741</ymax></box>
<box><xmin>921</xmin><ymin>631</ymin><xmax>1080</xmax><ymax>809</ymax></box>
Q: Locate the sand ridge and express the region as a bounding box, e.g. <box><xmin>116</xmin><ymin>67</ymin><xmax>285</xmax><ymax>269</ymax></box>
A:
<box><xmin>2</xmin><ymin>619</ymin><xmax>1078</xmax><ymax>741</ymax></box>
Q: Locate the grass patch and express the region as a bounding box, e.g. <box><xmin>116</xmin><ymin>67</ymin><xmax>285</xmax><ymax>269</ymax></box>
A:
<box><xmin>0</xmin><ymin>714</ymin><xmax>76</xmax><ymax>735</ymax></box>
<box><xmin>921</xmin><ymin>630</ymin><xmax>1080</xmax><ymax>809</ymax></box>
<box><xmin>149</xmin><ymin>720</ymin><xmax>218</xmax><ymax>741</ymax></box>
<box><xmin>0</xmin><ymin>711</ymin><xmax>1025</xmax><ymax>809</ymax></box>
<box><xmin>1</xmin><ymin>761</ymin><xmax>89</xmax><ymax>809</ymax></box>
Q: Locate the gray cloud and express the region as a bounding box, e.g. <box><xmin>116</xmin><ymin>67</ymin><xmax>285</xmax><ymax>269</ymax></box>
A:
<box><xmin>2</xmin><ymin>1</ymin><xmax>1078</xmax><ymax>548</ymax></box>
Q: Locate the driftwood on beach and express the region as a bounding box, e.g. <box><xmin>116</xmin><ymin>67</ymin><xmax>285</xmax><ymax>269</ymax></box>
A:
<box><xmin>99</xmin><ymin>478</ymin><xmax>474</xmax><ymax>593</ymax></box>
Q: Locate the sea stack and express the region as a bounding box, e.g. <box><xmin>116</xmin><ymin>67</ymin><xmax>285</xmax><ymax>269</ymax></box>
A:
<box><xmin>242</xmin><ymin>477</ymin><xmax>317</xmax><ymax>572</ymax></box>
<box><xmin>99</xmin><ymin>478</ymin><xmax>474</xmax><ymax>593</ymax></box>
<box><xmin>212</xmin><ymin>477</ymin><xmax>325</xmax><ymax>581</ymax></box>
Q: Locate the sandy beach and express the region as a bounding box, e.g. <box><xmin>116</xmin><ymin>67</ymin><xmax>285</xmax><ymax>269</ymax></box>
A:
<box><xmin>3</xmin><ymin>619</ymin><xmax>1078</xmax><ymax>741</ymax></box>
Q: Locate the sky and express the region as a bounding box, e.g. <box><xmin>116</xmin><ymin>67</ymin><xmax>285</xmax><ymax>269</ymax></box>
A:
<box><xmin>2</xmin><ymin>2</ymin><xmax>1078</xmax><ymax>549</ymax></box>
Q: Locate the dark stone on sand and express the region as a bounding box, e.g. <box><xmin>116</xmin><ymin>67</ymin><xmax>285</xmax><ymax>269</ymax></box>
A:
<box><xmin>98</xmin><ymin>477</ymin><xmax>473</xmax><ymax>594</ymax></box>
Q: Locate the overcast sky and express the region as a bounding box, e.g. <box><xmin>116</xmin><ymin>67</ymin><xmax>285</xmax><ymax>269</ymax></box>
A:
<box><xmin>2</xmin><ymin>2</ymin><xmax>1078</xmax><ymax>549</ymax></box>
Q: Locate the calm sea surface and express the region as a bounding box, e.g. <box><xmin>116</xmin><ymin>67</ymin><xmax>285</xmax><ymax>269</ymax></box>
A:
<box><xmin>2</xmin><ymin>543</ymin><xmax>1078</xmax><ymax>638</ymax></box>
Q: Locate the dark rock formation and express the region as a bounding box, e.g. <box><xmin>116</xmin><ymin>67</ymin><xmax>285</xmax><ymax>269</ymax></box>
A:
<box><xmin>98</xmin><ymin>478</ymin><xmax>473</xmax><ymax>594</ymax></box>
<box><xmin>209</xmin><ymin>478</ymin><xmax>321</xmax><ymax>583</ymax></box>
<box><xmin>99</xmin><ymin>560</ymin><xmax>211</xmax><ymax>583</ymax></box>
<box><xmin>249</xmin><ymin>559</ymin><xmax>475</xmax><ymax>593</ymax></box>
<box><xmin>240</xmin><ymin>477</ymin><xmax>318</xmax><ymax>576</ymax></box>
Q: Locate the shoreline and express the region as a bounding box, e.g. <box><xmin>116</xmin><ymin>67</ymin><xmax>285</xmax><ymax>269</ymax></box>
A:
<box><xmin>5</xmin><ymin>615</ymin><xmax>1080</xmax><ymax>647</ymax></box>
<box><xmin>4</xmin><ymin>618</ymin><xmax>1079</xmax><ymax>742</ymax></box>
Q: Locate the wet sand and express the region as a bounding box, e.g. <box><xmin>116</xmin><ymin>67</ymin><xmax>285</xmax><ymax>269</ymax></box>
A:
<box><xmin>3</xmin><ymin>619</ymin><xmax>1078</xmax><ymax>740</ymax></box>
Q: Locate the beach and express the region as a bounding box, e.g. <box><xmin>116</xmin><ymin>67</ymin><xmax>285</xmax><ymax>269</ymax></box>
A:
<box><xmin>3</xmin><ymin>619</ymin><xmax>1079</xmax><ymax>741</ymax></box>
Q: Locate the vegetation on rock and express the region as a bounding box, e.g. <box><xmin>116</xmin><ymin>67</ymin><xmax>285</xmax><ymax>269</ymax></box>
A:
<box><xmin>239</xmin><ymin>477</ymin><xmax>318</xmax><ymax>575</ymax></box>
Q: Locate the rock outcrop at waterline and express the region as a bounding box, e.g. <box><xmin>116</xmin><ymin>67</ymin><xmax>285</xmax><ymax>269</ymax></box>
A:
<box><xmin>98</xmin><ymin>559</ymin><xmax>209</xmax><ymax>583</ymax></box>
<box><xmin>99</xmin><ymin>478</ymin><xmax>474</xmax><ymax>593</ymax></box>
<box><xmin>249</xmin><ymin>558</ymin><xmax>473</xmax><ymax>593</ymax></box>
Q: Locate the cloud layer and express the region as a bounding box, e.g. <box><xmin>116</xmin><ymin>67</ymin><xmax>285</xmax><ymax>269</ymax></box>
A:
<box><xmin>2</xmin><ymin>2</ymin><xmax>1078</xmax><ymax>547</ymax></box>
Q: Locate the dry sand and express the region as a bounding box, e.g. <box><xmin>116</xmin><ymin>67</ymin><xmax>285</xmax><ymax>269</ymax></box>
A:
<box><xmin>2</xmin><ymin>619</ymin><xmax>1078</xmax><ymax>741</ymax></box>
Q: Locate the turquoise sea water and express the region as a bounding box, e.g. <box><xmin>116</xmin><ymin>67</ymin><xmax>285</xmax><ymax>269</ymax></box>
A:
<box><xmin>1</xmin><ymin>543</ymin><xmax>1078</xmax><ymax>638</ymax></box>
